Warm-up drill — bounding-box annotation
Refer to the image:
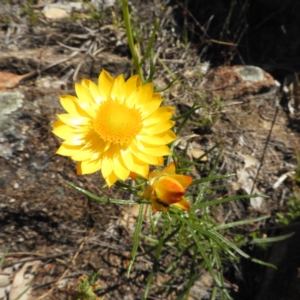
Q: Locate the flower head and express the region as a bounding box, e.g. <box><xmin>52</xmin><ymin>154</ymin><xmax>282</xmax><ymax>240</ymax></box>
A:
<box><xmin>142</xmin><ymin>162</ymin><xmax>192</xmax><ymax>212</ymax></box>
<box><xmin>53</xmin><ymin>70</ymin><xmax>176</xmax><ymax>186</ymax></box>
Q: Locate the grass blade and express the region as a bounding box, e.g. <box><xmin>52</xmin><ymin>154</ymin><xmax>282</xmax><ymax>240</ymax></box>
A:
<box><xmin>67</xmin><ymin>182</ymin><xmax>138</xmax><ymax>205</ymax></box>
<box><xmin>127</xmin><ymin>204</ymin><xmax>144</xmax><ymax>277</ymax></box>
<box><xmin>140</xmin><ymin>19</ymin><xmax>159</xmax><ymax>66</ymax></box>
<box><xmin>249</xmin><ymin>232</ymin><xmax>294</xmax><ymax>244</ymax></box>
<box><xmin>196</xmin><ymin>194</ymin><xmax>268</xmax><ymax>209</ymax></box>
<box><xmin>215</xmin><ymin>216</ymin><xmax>270</xmax><ymax>231</ymax></box>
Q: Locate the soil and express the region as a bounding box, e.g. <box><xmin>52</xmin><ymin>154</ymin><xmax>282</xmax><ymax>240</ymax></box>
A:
<box><xmin>1</xmin><ymin>1</ymin><xmax>300</xmax><ymax>299</ymax></box>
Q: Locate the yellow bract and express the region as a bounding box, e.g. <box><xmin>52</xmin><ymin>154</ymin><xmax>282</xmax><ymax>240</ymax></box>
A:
<box><xmin>143</xmin><ymin>162</ymin><xmax>192</xmax><ymax>212</ymax></box>
<box><xmin>53</xmin><ymin>70</ymin><xmax>176</xmax><ymax>186</ymax></box>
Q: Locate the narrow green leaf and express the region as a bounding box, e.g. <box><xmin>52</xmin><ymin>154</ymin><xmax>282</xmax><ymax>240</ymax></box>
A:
<box><xmin>144</xmin><ymin>271</ymin><xmax>155</xmax><ymax>300</ymax></box>
<box><xmin>67</xmin><ymin>182</ymin><xmax>139</xmax><ymax>205</ymax></box>
<box><xmin>154</xmin><ymin>78</ymin><xmax>178</xmax><ymax>93</ymax></box>
<box><xmin>157</xmin><ymin>57</ymin><xmax>196</xmax><ymax>94</ymax></box>
<box><xmin>193</xmin><ymin>146</ymin><xmax>223</xmax><ymax>207</ymax></box>
<box><xmin>121</xmin><ymin>0</ymin><xmax>143</xmax><ymax>81</ymax></box>
<box><xmin>251</xmin><ymin>258</ymin><xmax>277</xmax><ymax>269</ymax></box>
<box><xmin>173</xmin><ymin>153</ymin><xmax>205</xmax><ymax>167</ymax></box>
<box><xmin>173</xmin><ymin>214</ymin><xmax>247</xmax><ymax>260</ymax></box>
<box><xmin>143</xmin><ymin>218</ymin><xmax>169</xmax><ymax>299</ymax></box>
<box><xmin>146</xmin><ymin>49</ymin><xmax>156</xmax><ymax>83</ymax></box>
<box><xmin>191</xmin><ymin>174</ymin><xmax>236</xmax><ymax>185</ymax></box>
<box><xmin>249</xmin><ymin>232</ymin><xmax>294</xmax><ymax>244</ymax></box>
<box><xmin>172</xmin><ymin>105</ymin><xmax>202</xmax><ymax>121</ymax></box>
<box><xmin>211</xmin><ymin>245</ymin><xmax>225</xmax><ymax>287</ymax></box>
<box><xmin>179</xmin><ymin>215</ymin><xmax>276</xmax><ymax>269</ymax></box>
<box><xmin>215</xmin><ymin>216</ymin><xmax>270</xmax><ymax>231</ymax></box>
<box><xmin>210</xmin><ymin>147</ymin><xmax>223</xmax><ymax>175</ymax></box>
<box><xmin>199</xmin><ymin>228</ymin><xmax>237</xmax><ymax>260</ymax></box>
<box><xmin>13</xmin><ymin>285</ymin><xmax>31</xmax><ymax>300</ymax></box>
<box><xmin>196</xmin><ymin>194</ymin><xmax>268</xmax><ymax>209</ymax></box>
<box><xmin>194</xmin><ymin>181</ymin><xmax>209</xmax><ymax>207</ymax></box>
<box><xmin>140</xmin><ymin>19</ymin><xmax>159</xmax><ymax>66</ymax></box>
<box><xmin>149</xmin><ymin>206</ymin><xmax>156</xmax><ymax>234</ymax></box>
<box><xmin>127</xmin><ymin>204</ymin><xmax>144</xmax><ymax>277</ymax></box>
<box><xmin>172</xmin><ymin>214</ymin><xmax>223</xmax><ymax>286</ymax></box>
<box><xmin>189</xmin><ymin>229</ymin><xmax>222</xmax><ymax>287</ymax></box>
<box><xmin>211</xmin><ymin>286</ymin><xmax>218</xmax><ymax>300</ymax></box>
<box><xmin>205</xmin><ymin>228</ymin><xmax>249</xmax><ymax>259</ymax></box>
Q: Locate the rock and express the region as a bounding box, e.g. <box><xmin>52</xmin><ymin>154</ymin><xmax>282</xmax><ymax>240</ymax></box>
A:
<box><xmin>200</xmin><ymin>65</ymin><xmax>278</xmax><ymax>100</ymax></box>
<box><xmin>0</xmin><ymin>91</ymin><xmax>25</xmax><ymax>159</ymax></box>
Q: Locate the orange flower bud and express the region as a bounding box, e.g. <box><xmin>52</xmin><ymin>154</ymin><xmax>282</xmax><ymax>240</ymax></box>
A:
<box><xmin>142</xmin><ymin>163</ymin><xmax>192</xmax><ymax>212</ymax></box>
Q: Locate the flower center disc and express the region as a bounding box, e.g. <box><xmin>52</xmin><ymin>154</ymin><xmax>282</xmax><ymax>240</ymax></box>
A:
<box><xmin>94</xmin><ymin>100</ymin><xmax>142</xmax><ymax>144</ymax></box>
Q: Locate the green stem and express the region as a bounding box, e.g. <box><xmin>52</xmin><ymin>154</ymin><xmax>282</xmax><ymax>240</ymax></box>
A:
<box><xmin>121</xmin><ymin>0</ymin><xmax>144</xmax><ymax>82</ymax></box>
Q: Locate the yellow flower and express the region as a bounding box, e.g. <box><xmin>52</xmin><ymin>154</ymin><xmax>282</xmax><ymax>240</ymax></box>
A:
<box><xmin>142</xmin><ymin>162</ymin><xmax>192</xmax><ymax>212</ymax></box>
<box><xmin>53</xmin><ymin>70</ymin><xmax>176</xmax><ymax>186</ymax></box>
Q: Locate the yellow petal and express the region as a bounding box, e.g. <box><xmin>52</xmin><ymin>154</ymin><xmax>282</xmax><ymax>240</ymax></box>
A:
<box><xmin>81</xmin><ymin>78</ymin><xmax>90</xmax><ymax>89</ymax></box>
<box><xmin>168</xmin><ymin>174</ymin><xmax>193</xmax><ymax>189</ymax></box>
<box><xmin>120</xmin><ymin>149</ymin><xmax>134</xmax><ymax>170</ymax></box>
<box><xmin>101</xmin><ymin>156</ymin><xmax>114</xmax><ymax>178</ymax></box>
<box><xmin>64</xmin><ymin>136</ymin><xmax>86</xmax><ymax>146</ymax></box>
<box><xmin>58</xmin><ymin>114</ymin><xmax>91</xmax><ymax>127</ymax></box>
<box><xmin>89</xmin><ymin>80</ymin><xmax>103</xmax><ymax>105</ymax></box>
<box><xmin>140</xmin><ymin>120</ymin><xmax>175</xmax><ymax>135</ymax></box>
<box><xmin>105</xmin><ymin>171</ymin><xmax>119</xmax><ymax>187</ymax></box>
<box><xmin>172</xmin><ymin>197</ymin><xmax>190</xmax><ymax>211</ymax></box>
<box><xmin>129</xmin><ymin>142</ymin><xmax>162</xmax><ymax>165</ymax></box>
<box><xmin>148</xmin><ymin>169</ymin><xmax>161</xmax><ymax>183</ymax></box>
<box><xmin>77</xmin><ymin>159</ymin><xmax>102</xmax><ymax>175</ymax></box>
<box><xmin>130</xmin><ymin>154</ymin><xmax>149</xmax><ymax>177</ymax></box>
<box><xmin>156</xmin><ymin>130</ymin><xmax>177</xmax><ymax>144</ymax></box>
<box><xmin>135</xmin><ymin>83</ymin><xmax>153</xmax><ymax>106</ymax></box>
<box><xmin>56</xmin><ymin>143</ymin><xmax>79</xmax><ymax>156</ymax></box>
<box><xmin>98</xmin><ymin>70</ymin><xmax>114</xmax><ymax>99</ymax></box>
<box><xmin>143</xmin><ymin>106</ymin><xmax>175</xmax><ymax>126</ymax></box>
<box><xmin>75</xmin><ymin>83</ymin><xmax>97</xmax><ymax>118</ymax></box>
<box><xmin>135</xmin><ymin>140</ymin><xmax>171</xmax><ymax>156</ymax></box>
<box><xmin>71</xmin><ymin>148</ymin><xmax>95</xmax><ymax>161</ymax></box>
<box><xmin>113</xmin><ymin>158</ymin><xmax>130</xmax><ymax>181</ymax></box>
<box><xmin>120</xmin><ymin>149</ymin><xmax>150</xmax><ymax>177</ymax></box>
<box><xmin>53</xmin><ymin>123</ymin><xmax>72</xmax><ymax>140</ymax></box>
<box><xmin>157</xmin><ymin>156</ymin><xmax>164</xmax><ymax>166</ymax></box>
<box><xmin>53</xmin><ymin>119</ymin><xmax>90</xmax><ymax>134</ymax></box>
<box><xmin>53</xmin><ymin>122</ymin><xmax>92</xmax><ymax>140</ymax></box>
<box><xmin>125</xmin><ymin>75</ymin><xmax>142</xmax><ymax>99</ymax></box>
<box><xmin>126</xmin><ymin>83</ymin><xmax>152</xmax><ymax>108</ymax></box>
<box><xmin>60</xmin><ymin>95</ymin><xmax>79</xmax><ymax>115</ymax></box>
<box><xmin>64</xmin><ymin>130</ymin><xmax>98</xmax><ymax>146</ymax></box>
<box><xmin>136</xmin><ymin>134</ymin><xmax>168</xmax><ymax>146</ymax></box>
<box><xmin>53</xmin><ymin>128</ymin><xmax>81</xmax><ymax>141</ymax></box>
<box><xmin>140</xmin><ymin>96</ymin><xmax>162</xmax><ymax>118</ymax></box>
<box><xmin>160</xmin><ymin>162</ymin><xmax>176</xmax><ymax>175</ymax></box>
<box><xmin>53</xmin><ymin>119</ymin><xmax>64</xmax><ymax>128</ymax></box>
<box><xmin>147</xmin><ymin>145</ymin><xmax>171</xmax><ymax>156</ymax></box>
<box><xmin>126</xmin><ymin>89</ymin><xmax>139</xmax><ymax>107</ymax></box>
<box><xmin>84</xmin><ymin>134</ymin><xmax>110</xmax><ymax>153</ymax></box>
<box><xmin>75</xmin><ymin>83</ymin><xmax>92</xmax><ymax>106</ymax></box>
<box><xmin>111</xmin><ymin>74</ymin><xmax>126</xmax><ymax>101</ymax></box>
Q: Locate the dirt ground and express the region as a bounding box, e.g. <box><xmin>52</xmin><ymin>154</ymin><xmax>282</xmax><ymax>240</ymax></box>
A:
<box><xmin>1</xmin><ymin>1</ymin><xmax>300</xmax><ymax>299</ymax></box>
